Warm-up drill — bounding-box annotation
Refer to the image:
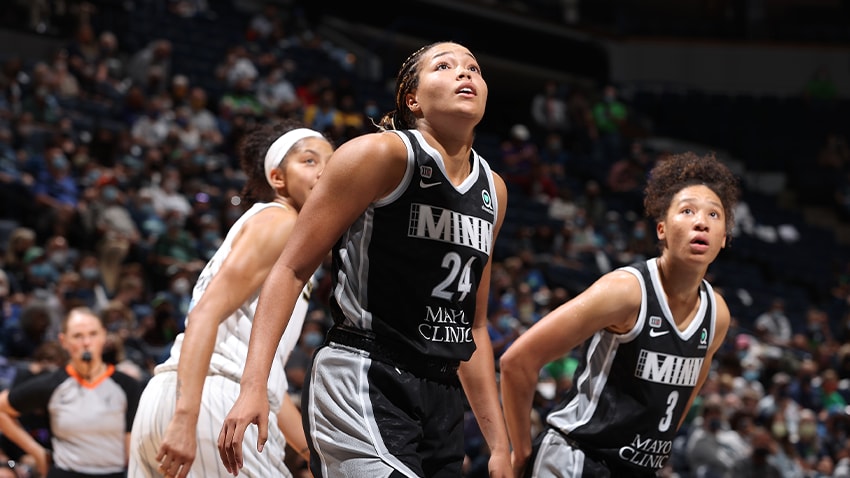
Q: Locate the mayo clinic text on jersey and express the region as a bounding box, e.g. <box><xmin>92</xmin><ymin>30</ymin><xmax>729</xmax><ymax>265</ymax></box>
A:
<box><xmin>418</xmin><ymin>305</ymin><xmax>473</xmax><ymax>343</ymax></box>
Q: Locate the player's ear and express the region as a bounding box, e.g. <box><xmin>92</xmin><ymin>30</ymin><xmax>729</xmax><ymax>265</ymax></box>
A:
<box><xmin>405</xmin><ymin>92</ymin><xmax>419</xmax><ymax>113</ymax></box>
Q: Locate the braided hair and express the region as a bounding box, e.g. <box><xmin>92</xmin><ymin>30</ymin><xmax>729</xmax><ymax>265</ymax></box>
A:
<box><xmin>376</xmin><ymin>42</ymin><xmax>441</xmax><ymax>131</ymax></box>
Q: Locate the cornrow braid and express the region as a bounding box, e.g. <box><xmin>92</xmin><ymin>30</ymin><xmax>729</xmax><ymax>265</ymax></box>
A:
<box><xmin>378</xmin><ymin>42</ymin><xmax>440</xmax><ymax>131</ymax></box>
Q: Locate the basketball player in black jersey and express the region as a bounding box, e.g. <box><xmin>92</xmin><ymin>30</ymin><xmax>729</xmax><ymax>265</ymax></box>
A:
<box><xmin>500</xmin><ymin>152</ymin><xmax>741</xmax><ymax>477</ymax></box>
<box><xmin>218</xmin><ymin>42</ymin><xmax>511</xmax><ymax>477</ymax></box>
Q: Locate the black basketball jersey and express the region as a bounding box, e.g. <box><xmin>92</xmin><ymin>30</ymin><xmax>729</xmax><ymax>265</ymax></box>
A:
<box><xmin>329</xmin><ymin>129</ymin><xmax>498</xmax><ymax>362</ymax></box>
<box><xmin>546</xmin><ymin>258</ymin><xmax>716</xmax><ymax>474</ymax></box>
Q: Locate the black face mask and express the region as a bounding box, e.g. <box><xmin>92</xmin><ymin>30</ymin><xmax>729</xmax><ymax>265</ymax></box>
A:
<box><xmin>708</xmin><ymin>418</ymin><xmax>722</xmax><ymax>432</ymax></box>
<box><xmin>753</xmin><ymin>447</ymin><xmax>771</xmax><ymax>458</ymax></box>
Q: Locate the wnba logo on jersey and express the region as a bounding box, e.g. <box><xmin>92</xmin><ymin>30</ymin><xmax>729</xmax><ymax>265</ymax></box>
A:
<box><xmin>635</xmin><ymin>350</ymin><xmax>703</xmax><ymax>386</ymax></box>
<box><xmin>408</xmin><ymin>203</ymin><xmax>492</xmax><ymax>254</ymax></box>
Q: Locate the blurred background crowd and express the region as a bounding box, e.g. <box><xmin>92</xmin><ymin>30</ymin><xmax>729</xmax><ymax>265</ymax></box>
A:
<box><xmin>1</xmin><ymin>0</ymin><xmax>850</xmax><ymax>476</ymax></box>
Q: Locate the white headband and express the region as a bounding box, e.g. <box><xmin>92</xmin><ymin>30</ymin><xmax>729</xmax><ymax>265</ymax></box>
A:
<box><xmin>264</xmin><ymin>128</ymin><xmax>324</xmax><ymax>187</ymax></box>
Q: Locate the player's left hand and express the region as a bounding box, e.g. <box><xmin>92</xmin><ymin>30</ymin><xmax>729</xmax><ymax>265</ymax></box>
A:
<box><xmin>488</xmin><ymin>448</ymin><xmax>512</xmax><ymax>478</ymax></box>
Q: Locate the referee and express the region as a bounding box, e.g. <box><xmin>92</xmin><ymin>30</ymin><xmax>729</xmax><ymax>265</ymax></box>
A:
<box><xmin>0</xmin><ymin>307</ymin><xmax>141</xmax><ymax>478</ymax></box>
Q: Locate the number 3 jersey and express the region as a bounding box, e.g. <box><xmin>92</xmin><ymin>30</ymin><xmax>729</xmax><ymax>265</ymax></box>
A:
<box><xmin>547</xmin><ymin>258</ymin><xmax>717</xmax><ymax>473</ymax></box>
<box><xmin>330</xmin><ymin>129</ymin><xmax>498</xmax><ymax>362</ymax></box>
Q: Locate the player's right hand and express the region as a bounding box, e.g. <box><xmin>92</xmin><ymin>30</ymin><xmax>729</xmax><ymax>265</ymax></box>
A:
<box><xmin>157</xmin><ymin>414</ymin><xmax>198</xmax><ymax>478</ymax></box>
<box><xmin>217</xmin><ymin>388</ymin><xmax>270</xmax><ymax>476</ymax></box>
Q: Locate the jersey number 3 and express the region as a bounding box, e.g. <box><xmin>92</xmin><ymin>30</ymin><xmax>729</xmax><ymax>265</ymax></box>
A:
<box><xmin>658</xmin><ymin>390</ymin><xmax>679</xmax><ymax>432</ymax></box>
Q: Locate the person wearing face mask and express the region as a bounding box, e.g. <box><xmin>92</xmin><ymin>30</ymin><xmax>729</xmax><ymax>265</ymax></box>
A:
<box><xmin>284</xmin><ymin>318</ymin><xmax>327</xmax><ymax>397</ymax></box>
<box><xmin>158</xmin><ymin>271</ymin><xmax>193</xmax><ymax>333</ymax></box>
<box><xmin>44</xmin><ymin>235</ymin><xmax>76</xmax><ymax>275</ymax></box>
<box><xmin>32</xmin><ymin>147</ymin><xmax>79</xmax><ymax>239</ymax></box>
<box><xmin>149</xmin><ymin>210</ymin><xmax>205</xmax><ymax>288</ymax></box>
<box><xmin>794</xmin><ymin>408</ymin><xmax>828</xmax><ymax>472</ymax></box>
<box><xmin>731</xmin><ymin>426</ymin><xmax>783</xmax><ymax>477</ymax></box>
<box><xmin>92</xmin><ymin>179</ymin><xmax>142</xmax><ymax>294</ymax></box>
<box><xmin>73</xmin><ymin>253</ymin><xmax>110</xmax><ymax>311</ymax></box>
<box><xmin>22</xmin><ymin>247</ymin><xmax>59</xmax><ymax>292</ymax></box>
<box><xmin>129</xmin><ymin>120</ymin><xmax>334</xmax><ymax>478</ymax></box>
<box><xmin>488</xmin><ymin>306</ymin><xmax>520</xmax><ymax>362</ymax></box>
<box><xmin>0</xmin><ymin>307</ymin><xmax>142</xmax><ymax>478</ymax></box>
<box><xmin>684</xmin><ymin>395</ymin><xmax>745</xmax><ymax>478</ymax></box>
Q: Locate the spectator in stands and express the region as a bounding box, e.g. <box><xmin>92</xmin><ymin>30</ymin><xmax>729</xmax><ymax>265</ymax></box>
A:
<box><xmin>130</xmin><ymin>95</ymin><xmax>171</xmax><ymax>148</ymax></box>
<box><xmin>819</xmin><ymin>368</ymin><xmax>847</xmax><ymax>416</ymax></box>
<box><xmin>88</xmin><ymin>179</ymin><xmax>141</xmax><ymax>293</ymax></box>
<box><xmin>731</xmin><ymin>426</ymin><xmax>784</xmax><ymax>477</ymax></box>
<box><xmin>93</xmin><ymin>30</ymin><xmax>128</xmax><ymax>101</ymax></box>
<box><xmin>684</xmin><ymin>394</ymin><xmax>746</xmax><ymax>477</ymax></box>
<box><xmin>547</xmin><ymin>185</ymin><xmax>578</xmax><ymax>224</ymax></box>
<box><xmin>143</xmin><ymin>166</ymin><xmax>192</xmax><ymax>218</ymax></box>
<box><xmin>216</xmin><ymin>45</ymin><xmax>258</xmax><ymax>89</ymax></box>
<box><xmin>755</xmin><ymin>298</ymin><xmax>793</xmax><ymax>348</ymax></box>
<box><xmin>50</xmin><ymin>52</ymin><xmax>81</xmax><ymax>101</ymax></box>
<box><xmin>530</xmin><ymin>79</ymin><xmax>570</xmax><ymax>137</ymax></box>
<box><xmin>127</xmin><ymin>39</ymin><xmax>172</xmax><ymax>95</ymax></box>
<box><xmin>796</xmin><ymin>407</ymin><xmax>830</xmax><ymax>473</ymax></box>
<box><xmin>148</xmin><ymin>210</ymin><xmax>204</xmax><ymax>288</ymax></box>
<box><xmin>218</xmin><ymin>75</ymin><xmax>264</xmax><ymax>120</ymax></box>
<box><xmin>73</xmin><ymin>252</ymin><xmax>110</xmax><ymax>311</ymax></box>
<box><xmin>758</xmin><ymin>372</ymin><xmax>802</xmax><ymax>440</ymax></box>
<box><xmin>187</xmin><ymin>86</ymin><xmax>223</xmax><ymax>149</ymax></box>
<box><xmin>591</xmin><ymin>84</ymin><xmax>627</xmax><ymax>164</ymax></box>
<box><xmin>337</xmin><ymin>92</ymin><xmax>366</xmax><ymax>142</ymax></box>
<box><xmin>2</xmin><ymin>301</ymin><xmax>52</xmax><ymax>362</ymax></box>
<box><xmin>256</xmin><ymin>65</ymin><xmax>299</xmax><ymax>117</ymax></box>
<box><xmin>606</xmin><ymin>140</ymin><xmax>651</xmax><ymax>214</ymax></box>
<box><xmin>65</xmin><ymin>22</ymin><xmax>100</xmax><ymax>93</ymax></box>
<box><xmin>21</xmin><ymin>61</ymin><xmax>62</xmax><ymax>124</ymax></box>
<box><xmin>32</xmin><ymin>147</ymin><xmax>78</xmax><ymax>239</ymax></box>
<box><xmin>0</xmin><ymin>340</ymin><xmax>65</xmax><ymax>465</ymax></box>
<box><xmin>302</xmin><ymin>86</ymin><xmax>342</xmax><ymax>137</ymax></box>
<box><xmin>22</xmin><ymin>246</ymin><xmax>59</xmax><ymax>293</ymax></box>
<box><xmin>167</xmin><ymin>74</ymin><xmax>190</xmax><ymax>110</ymax></box>
<box><xmin>539</xmin><ymin>131</ymin><xmax>571</xmax><ymax>185</ymax></box>
<box><xmin>284</xmin><ymin>315</ymin><xmax>327</xmax><ymax>396</ymax></box>
<box><xmin>802</xmin><ymin>306</ymin><xmax>833</xmax><ymax>353</ymax></box>
<box><xmin>574</xmin><ymin>179</ymin><xmax>607</xmax><ymax>227</ymax></box>
<box><xmin>246</xmin><ymin>2</ymin><xmax>282</xmax><ymax>43</ymax></box>
<box><xmin>488</xmin><ymin>305</ymin><xmax>520</xmax><ymax>362</ymax></box>
<box><xmin>3</xmin><ymin>228</ymin><xmax>37</xmax><ymax>287</ymax></box>
<box><xmin>500</xmin><ymin>123</ymin><xmax>539</xmax><ymax>186</ymax></box>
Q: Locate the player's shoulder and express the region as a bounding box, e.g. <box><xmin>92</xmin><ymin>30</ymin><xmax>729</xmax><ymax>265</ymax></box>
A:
<box><xmin>341</xmin><ymin>130</ymin><xmax>407</xmax><ymax>156</ymax></box>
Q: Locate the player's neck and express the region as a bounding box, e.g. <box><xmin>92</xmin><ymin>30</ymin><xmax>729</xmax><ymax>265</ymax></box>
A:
<box><xmin>655</xmin><ymin>257</ymin><xmax>702</xmax><ymax>299</ymax></box>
